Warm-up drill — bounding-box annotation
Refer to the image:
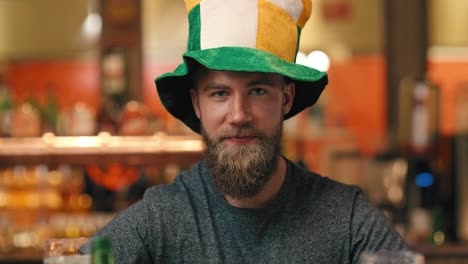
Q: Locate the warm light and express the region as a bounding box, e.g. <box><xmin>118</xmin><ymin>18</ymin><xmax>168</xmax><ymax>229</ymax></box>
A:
<box><xmin>47</xmin><ymin>171</ymin><xmax>63</xmax><ymax>186</ymax></box>
<box><xmin>306</xmin><ymin>50</ymin><xmax>330</xmax><ymax>72</ymax></box>
<box><xmin>21</xmin><ymin>103</ymin><xmax>33</xmax><ymax>114</ymax></box>
<box><xmin>13</xmin><ymin>232</ymin><xmax>37</xmax><ymax>248</ymax></box>
<box><xmin>42</xmin><ymin>132</ymin><xmax>56</xmax><ymax>145</ymax></box>
<box><xmin>26</xmin><ymin>192</ymin><xmax>40</xmax><ymax>208</ymax></box>
<box><xmin>433</xmin><ymin>231</ymin><xmax>445</xmax><ymax>246</ymax></box>
<box><xmin>296</xmin><ymin>50</ymin><xmax>331</xmax><ymax>72</ymax></box>
<box><xmin>53</xmin><ymin>136</ymin><xmax>101</xmax><ymax>148</ymax></box>
<box><xmin>43</xmin><ymin>191</ymin><xmax>63</xmax><ymax>209</ymax></box>
<box><xmin>295</xmin><ymin>51</ymin><xmax>308</xmax><ymax>66</ymax></box>
<box><xmin>77</xmin><ymin>194</ymin><xmax>93</xmax><ymax>210</ymax></box>
<box><xmin>65</xmin><ymin>226</ymin><xmax>81</xmax><ymax>238</ymax></box>
<box><xmin>82</xmin><ymin>12</ymin><xmax>102</xmax><ymax>41</ymax></box>
<box><xmin>0</xmin><ymin>190</ymin><xmax>7</xmax><ymax>207</ymax></box>
<box><xmin>76</xmin><ymin>137</ymin><xmax>97</xmax><ymax>147</ymax></box>
<box><xmin>126</xmin><ymin>100</ymin><xmax>140</xmax><ymax>111</ymax></box>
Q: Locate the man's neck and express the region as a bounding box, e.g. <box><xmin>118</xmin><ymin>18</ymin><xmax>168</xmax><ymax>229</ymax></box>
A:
<box><xmin>225</xmin><ymin>156</ymin><xmax>287</xmax><ymax>209</ymax></box>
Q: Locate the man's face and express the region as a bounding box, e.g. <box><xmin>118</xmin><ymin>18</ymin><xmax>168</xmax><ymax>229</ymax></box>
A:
<box><xmin>190</xmin><ymin>69</ymin><xmax>295</xmax><ymax>198</ymax></box>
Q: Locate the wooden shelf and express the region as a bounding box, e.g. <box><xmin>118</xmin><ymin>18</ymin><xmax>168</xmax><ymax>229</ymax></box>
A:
<box><xmin>0</xmin><ymin>134</ymin><xmax>203</xmax><ymax>166</ymax></box>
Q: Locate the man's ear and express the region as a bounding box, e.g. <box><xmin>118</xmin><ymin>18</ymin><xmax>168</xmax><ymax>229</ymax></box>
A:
<box><xmin>282</xmin><ymin>82</ymin><xmax>296</xmax><ymax>115</ymax></box>
<box><xmin>190</xmin><ymin>88</ymin><xmax>201</xmax><ymax>119</ymax></box>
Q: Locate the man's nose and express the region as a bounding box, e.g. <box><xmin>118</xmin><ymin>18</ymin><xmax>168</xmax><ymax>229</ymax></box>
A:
<box><xmin>227</xmin><ymin>95</ymin><xmax>252</xmax><ymax>125</ymax></box>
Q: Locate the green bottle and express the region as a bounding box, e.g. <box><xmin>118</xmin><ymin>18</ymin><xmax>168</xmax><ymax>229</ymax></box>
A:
<box><xmin>92</xmin><ymin>236</ymin><xmax>114</xmax><ymax>264</ymax></box>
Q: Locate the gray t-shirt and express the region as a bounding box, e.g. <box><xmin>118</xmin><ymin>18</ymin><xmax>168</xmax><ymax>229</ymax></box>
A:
<box><xmin>87</xmin><ymin>159</ymin><xmax>407</xmax><ymax>263</ymax></box>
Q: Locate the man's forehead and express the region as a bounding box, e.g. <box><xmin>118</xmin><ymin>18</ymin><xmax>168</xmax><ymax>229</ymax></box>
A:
<box><xmin>197</xmin><ymin>68</ymin><xmax>284</xmax><ymax>83</ymax></box>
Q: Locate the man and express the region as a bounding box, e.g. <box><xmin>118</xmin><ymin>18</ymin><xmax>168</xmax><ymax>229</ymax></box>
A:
<box><xmin>86</xmin><ymin>0</ymin><xmax>407</xmax><ymax>262</ymax></box>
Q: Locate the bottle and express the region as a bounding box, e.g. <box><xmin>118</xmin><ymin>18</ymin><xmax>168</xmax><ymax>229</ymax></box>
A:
<box><xmin>11</xmin><ymin>102</ymin><xmax>41</xmax><ymax>137</ymax></box>
<box><xmin>97</xmin><ymin>103</ymin><xmax>118</xmax><ymax>135</ymax></box>
<box><xmin>397</xmin><ymin>77</ymin><xmax>440</xmax><ymax>157</ymax></box>
<box><xmin>101</xmin><ymin>48</ymin><xmax>130</xmax><ymax>111</ymax></box>
<box><xmin>405</xmin><ymin>157</ymin><xmax>443</xmax><ymax>245</ymax></box>
<box><xmin>68</xmin><ymin>102</ymin><xmax>96</xmax><ymax>136</ymax></box>
<box><xmin>92</xmin><ymin>236</ymin><xmax>114</xmax><ymax>264</ymax></box>
<box><xmin>0</xmin><ymin>78</ymin><xmax>13</xmax><ymax>136</ymax></box>
<box><xmin>41</xmin><ymin>85</ymin><xmax>59</xmax><ymax>134</ymax></box>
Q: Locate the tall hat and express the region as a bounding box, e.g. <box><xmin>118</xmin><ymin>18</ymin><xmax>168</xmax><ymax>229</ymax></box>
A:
<box><xmin>155</xmin><ymin>0</ymin><xmax>328</xmax><ymax>133</ymax></box>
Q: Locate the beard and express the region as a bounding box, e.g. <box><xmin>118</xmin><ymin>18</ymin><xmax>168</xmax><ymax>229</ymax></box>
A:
<box><xmin>202</xmin><ymin>123</ymin><xmax>283</xmax><ymax>199</ymax></box>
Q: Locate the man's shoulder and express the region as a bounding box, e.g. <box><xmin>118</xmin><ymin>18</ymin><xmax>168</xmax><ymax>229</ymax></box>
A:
<box><xmin>291</xmin><ymin>161</ymin><xmax>360</xmax><ymax>191</ymax></box>
<box><xmin>142</xmin><ymin>162</ymin><xmax>205</xmax><ymax>203</ymax></box>
<box><xmin>289</xmin><ymin>161</ymin><xmax>361</xmax><ymax>204</ymax></box>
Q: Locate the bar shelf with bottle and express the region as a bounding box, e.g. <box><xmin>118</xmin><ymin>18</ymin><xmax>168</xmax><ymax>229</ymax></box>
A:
<box><xmin>0</xmin><ymin>134</ymin><xmax>202</xmax><ymax>263</ymax></box>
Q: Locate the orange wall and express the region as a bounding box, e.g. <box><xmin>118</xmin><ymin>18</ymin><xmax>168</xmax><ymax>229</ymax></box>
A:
<box><xmin>427</xmin><ymin>60</ymin><xmax>468</xmax><ymax>136</ymax></box>
<box><xmin>5</xmin><ymin>60</ymin><xmax>100</xmax><ymax>112</ymax></box>
<box><xmin>142</xmin><ymin>63</ymin><xmax>178</xmax><ymax>121</ymax></box>
<box><xmin>4</xmin><ymin>59</ymin><xmax>178</xmax><ymax>123</ymax></box>
<box><xmin>326</xmin><ymin>55</ymin><xmax>387</xmax><ymax>155</ymax></box>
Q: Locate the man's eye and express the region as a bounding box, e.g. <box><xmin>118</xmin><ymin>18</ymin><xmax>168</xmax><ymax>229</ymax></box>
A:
<box><xmin>250</xmin><ymin>88</ymin><xmax>266</xmax><ymax>95</ymax></box>
<box><xmin>211</xmin><ymin>91</ymin><xmax>227</xmax><ymax>97</ymax></box>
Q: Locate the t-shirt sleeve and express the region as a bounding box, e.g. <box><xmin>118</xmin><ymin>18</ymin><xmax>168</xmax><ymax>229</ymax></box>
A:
<box><xmin>83</xmin><ymin>200</ymin><xmax>154</xmax><ymax>264</ymax></box>
<box><xmin>350</xmin><ymin>190</ymin><xmax>408</xmax><ymax>263</ymax></box>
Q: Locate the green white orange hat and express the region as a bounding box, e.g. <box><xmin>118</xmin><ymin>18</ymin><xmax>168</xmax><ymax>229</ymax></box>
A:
<box><xmin>155</xmin><ymin>0</ymin><xmax>328</xmax><ymax>133</ymax></box>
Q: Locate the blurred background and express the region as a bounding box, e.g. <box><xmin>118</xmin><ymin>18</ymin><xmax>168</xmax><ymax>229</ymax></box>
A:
<box><xmin>0</xmin><ymin>0</ymin><xmax>467</xmax><ymax>263</ymax></box>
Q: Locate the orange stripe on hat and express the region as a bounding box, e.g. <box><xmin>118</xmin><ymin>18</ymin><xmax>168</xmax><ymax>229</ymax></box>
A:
<box><xmin>297</xmin><ymin>0</ymin><xmax>312</xmax><ymax>28</ymax></box>
<box><xmin>184</xmin><ymin>0</ymin><xmax>202</xmax><ymax>13</ymax></box>
<box><xmin>257</xmin><ymin>0</ymin><xmax>299</xmax><ymax>62</ymax></box>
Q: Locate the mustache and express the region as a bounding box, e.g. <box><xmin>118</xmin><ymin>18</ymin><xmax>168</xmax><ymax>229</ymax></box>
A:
<box><xmin>216</xmin><ymin>126</ymin><xmax>265</xmax><ymax>141</ymax></box>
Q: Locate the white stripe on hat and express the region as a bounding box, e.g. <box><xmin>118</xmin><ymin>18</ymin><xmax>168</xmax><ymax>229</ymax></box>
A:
<box><xmin>200</xmin><ymin>0</ymin><xmax>258</xmax><ymax>50</ymax></box>
<box><xmin>268</xmin><ymin>0</ymin><xmax>303</xmax><ymax>23</ymax></box>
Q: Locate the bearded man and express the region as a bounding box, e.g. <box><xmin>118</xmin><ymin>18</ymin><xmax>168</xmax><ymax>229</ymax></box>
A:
<box><xmin>84</xmin><ymin>0</ymin><xmax>408</xmax><ymax>263</ymax></box>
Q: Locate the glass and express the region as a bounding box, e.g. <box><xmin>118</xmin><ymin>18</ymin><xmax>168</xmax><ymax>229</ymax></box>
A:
<box><xmin>43</xmin><ymin>237</ymin><xmax>91</xmax><ymax>264</ymax></box>
<box><xmin>359</xmin><ymin>251</ymin><xmax>425</xmax><ymax>264</ymax></box>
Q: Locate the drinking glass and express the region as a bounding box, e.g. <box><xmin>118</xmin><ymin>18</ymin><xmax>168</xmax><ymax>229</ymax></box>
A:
<box><xmin>43</xmin><ymin>237</ymin><xmax>91</xmax><ymax>264</ymax></box>
<box><xmin>359</xmin><ymin>250</ymin><xmax>425</xmax><ymax>264</ymax></box>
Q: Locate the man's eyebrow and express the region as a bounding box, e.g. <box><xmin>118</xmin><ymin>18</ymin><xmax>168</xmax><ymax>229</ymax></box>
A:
<box><xmin>246</xmin><ymin>77</ymin><xmax>277</xmax><ymax>87</ymax></box>
<box><xmin>201</xmin><ymin>83</ymin><xmax>229</xmax><ymax>91</ymax></box>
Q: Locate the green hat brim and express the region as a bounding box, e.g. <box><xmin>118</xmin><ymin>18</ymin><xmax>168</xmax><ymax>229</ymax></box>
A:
<box><xmin>155</xmin><ymin>47</ymin><xmax>328</xmax><ymax>134</ymax></box>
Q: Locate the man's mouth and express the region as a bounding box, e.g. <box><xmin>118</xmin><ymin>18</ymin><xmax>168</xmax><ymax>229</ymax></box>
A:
<box><xmin>223</xmin><ymin>136</ymin><xmax>257</xmax><ymax>145</ymax></box>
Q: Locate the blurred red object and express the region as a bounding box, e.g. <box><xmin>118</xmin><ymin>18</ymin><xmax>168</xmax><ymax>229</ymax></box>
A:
<box><xmin>86</xmin><ymin>163</ymin><xmax>139</xmax><ymax>191</ymax></box>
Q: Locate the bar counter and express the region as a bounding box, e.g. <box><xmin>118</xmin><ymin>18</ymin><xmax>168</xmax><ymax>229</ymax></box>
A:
<box><xmin>0</xmin><ymin>244</ymin><xmax>467</xmax><ymax>263</ymax></box>
<box><xmin>412</xmin><ymin>244</ymin><xmax>468</xmax><ymax>264</ymax></box>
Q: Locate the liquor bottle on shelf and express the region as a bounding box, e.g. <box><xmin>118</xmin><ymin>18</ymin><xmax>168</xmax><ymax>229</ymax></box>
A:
<box><xmin>11</xmin><ymin>101</ymin><xmax>41</xmax><ymax>137</ymax></box>
<box><xmin>69</xmin><ymin>102</ymin><xmax>96</xmax><ymax>136</ymax></box>
<box><xmin>0</xmin><ymin>73</ymin><xmax>13</xmax><ymax>137</ymax></box>
<box><xmin>99</xmin><ymin>47</ymin><xmax>131</xmax><ymax>136</ymax></box>
<box><xmin>40</xmin><ymin>85</ymin><xmax>59</xmax><ymax>134</ymax></box>
<box><xmin>397</xmin><ymin>77</ymin><xmax>440</xmax><ymax>157</ymax></box>
<box><xmin>435</xmin><ymin>134</ymin><xmax>468</xmax><ymax>244</ymax></box>
<box><xmin>453</xmin><ymin>134</ymin><xmax>468</xmax><ymax>242</ymax></box>
<box><xmin>101</xmin><ymin>48</ymin><xmax>130</xmax><ymax>108</ymax></box>
<box><xmin>405</xmin><ymin>157</ymin><xmax>444</xmax><ymax>245</ymax></box>
<box><xmin>97</xmin><ymin>103</ymin><xmax>118</xmax><ymax>135</ymax></box>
